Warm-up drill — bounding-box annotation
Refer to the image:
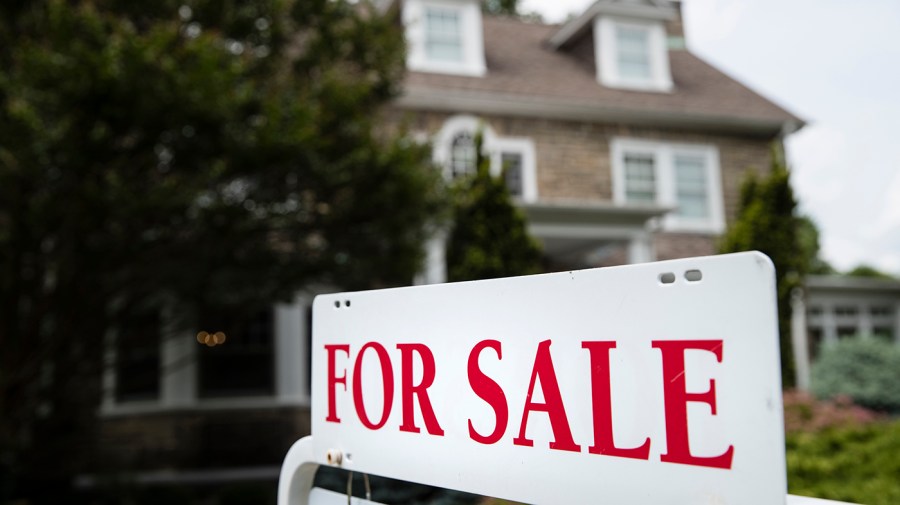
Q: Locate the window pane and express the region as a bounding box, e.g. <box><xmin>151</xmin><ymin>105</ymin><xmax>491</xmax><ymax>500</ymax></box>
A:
<box><xmin>450</xmin><ymin>132</ymin><xmax>477</xmax><ymax>178</ymax></box>
<box><xmin>624</xmin><ymin>153</ymin><xmax>656</xmax><ymax>203</ymax></box>
<box><xmin>873</xmin><ymin>327</ymin><xmax>894</xmax><ymax>341</ymax></box>
<box><xmin>501</xmin><ymin>152</ymin><xmax>523</xmax><ymax>196</ymax></box>
<box><xmin>198</xmin><ymin>308</ymin><xmax>275</xmax><ymax>398</ymax></box>
<box><xmin>426</xmin><ymin>8</ymin><xmax>462</xmax><ymax>62</ymax></box>
<box><xmin>616</xmin><ymin>26</ymin><xmax>651</xmax><ymax>80</ymax></box>
<box><xmin>116</xmin><ymin>310</ymin><xmax>161</xmax><ymax>402</ymax></box>
<box><xmin>674</xmin><ymin>154</ymin><xmax>709</xmax><ymax>218</ymax></box>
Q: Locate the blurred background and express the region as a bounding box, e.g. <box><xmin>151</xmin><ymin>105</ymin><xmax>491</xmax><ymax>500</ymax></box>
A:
<box><xmin>1</xmin><ymin>1</ymin><xmax>897</xmax><ymax>504</ymax></box>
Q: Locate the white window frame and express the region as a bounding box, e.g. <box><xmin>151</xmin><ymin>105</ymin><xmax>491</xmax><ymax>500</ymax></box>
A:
<box><xmin>100</xmin><ymin>296</ymin><xmax>313</xmax><ymax>416</ymax></box>
<box><xmin>403</xmin><ymin>0</ymin><xmax>487</xmax><ymax>77</ymax></box>
<box><xmin>433</xmin><ymin>115</ymin><xmax>538</xmax><ymax>203</ymax></box>
<box><xmin>611</xmin><ymin>138</ymin><xmax>724</xmax><ymax>233</ymax></box>
<box><xmin>595</xmin><ymin>16</ymin><xmax>672</xmax><ymax>92</ymax></box>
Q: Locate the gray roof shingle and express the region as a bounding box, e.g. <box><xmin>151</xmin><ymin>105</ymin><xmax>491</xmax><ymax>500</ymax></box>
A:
<box><xmin>402</xmin><ymin>16</ymin><xmax>803</xmax><ymax>133</ymax></box>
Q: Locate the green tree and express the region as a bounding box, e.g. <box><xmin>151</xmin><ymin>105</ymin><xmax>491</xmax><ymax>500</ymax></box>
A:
<box><xmin>846</xmin><ymin>264</ymin><xmax>895</xmax><ymax>280</ymax></box>
<box><xmin>719</xmin><ymin>150</ymin><xmax>806</xmax><ymax>388</ymax></box>
<box><xmin>482</xmin><ymin>0</ymin><xmax>519</xmax><ymax>16</ymax></box>
<box><xmin>797</xmin><ymin>215</ymin><xmax>835</xmax><ymax>275</ymax></box>
<box><xmin>0</xmin><ymin>0</ymin><xmax>443</xmax><ymax>501</ymax></box>
<box><xmin>446</xmin><ymin>131</ymin><xmax>542</xmax><ymax>282</ymax></box>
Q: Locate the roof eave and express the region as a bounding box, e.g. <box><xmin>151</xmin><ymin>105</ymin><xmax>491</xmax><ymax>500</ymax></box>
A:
<box><xmin>395</xmin><ymin>86</ymin><xmax>798</xmax><ymax>136</ymax></box>
<box><xmin>806</xmin><ymin>274</ymin><xmax>900</xmax><ymax>293</ymax></box>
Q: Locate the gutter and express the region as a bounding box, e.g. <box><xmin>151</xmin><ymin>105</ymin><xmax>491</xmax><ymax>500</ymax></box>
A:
<box><xmin>396</xmin><ymin>86</ymin><xmax>797</xmax><ymax>136</ymax></box>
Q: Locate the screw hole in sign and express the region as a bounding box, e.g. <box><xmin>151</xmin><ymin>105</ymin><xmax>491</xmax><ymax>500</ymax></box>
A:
<box><xmin>685</xmin><ymin>269</ymin><xmax>703</xmax><ymax>282</ymax></box>
<box><xmin>659</xmin><ymin>272</ymin><xmax>676</xmax><ymax>284</ymax></box>
<box><xmin>334</xmin><ymin>300</ymin><xmax>341</xmax><ymax>309</ymax></box>
<box><xmin>345</xmin><ymin>300</ymin><xmax>351</xmax><ymax>308</ymax></box>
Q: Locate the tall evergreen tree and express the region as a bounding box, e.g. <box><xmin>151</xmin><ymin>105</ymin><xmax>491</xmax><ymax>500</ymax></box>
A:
<box><xmin>482</xmin><ymin>0</ymin><xmax>520</xmax><ymax>16</ymax></box>
<box><xmin>720</xmin><ymin>149</ymin><xmax>806</xmax><ymax>388</ymax></box>
<box><xmin>446</xmin><ymin>131</ymin><xmax>542</xmax><ymax>282</ymax></box>
<box><xmin>0</xmin><ymin>1</ymin><xmax>444</xmax><ymax>501</ymax></box>
<box><xmin>797</xmin><ymin>215</ymin><xmax>835</xmax><ymax>275</ymax></box>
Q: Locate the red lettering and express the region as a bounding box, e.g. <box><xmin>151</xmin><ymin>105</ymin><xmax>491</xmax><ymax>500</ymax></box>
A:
<box><xmin>352</xmin><ymin>342</ymin><xmax>394</xmax><ymax>430</ymax></box>
<box><xmin>582</xmin><ymin>341</ymin><xmax>651</xmax><ymax>460</ymax></box>
<box><xmin>325</xmin><ymin>344</ymin><xmax>350</xmax><ymax>423</ymax></box>
<box><xmin>513</xmin><ymin>340</ymin><xmax>581</xmax><ymax>452</ymax></box>
<box><xmin>467</xmin><ymin>340</ymin><xmax>508</xmax><ymax>444</ymax></box>
<box><xmin>652</xmin><ymin>340</ymin><xmax>734</xmax><ymax>469</ymax></box>
<box><xmin>396</xmin><ymin>343</ymin><xmax>444</xmax><ymax>436</ymax></box>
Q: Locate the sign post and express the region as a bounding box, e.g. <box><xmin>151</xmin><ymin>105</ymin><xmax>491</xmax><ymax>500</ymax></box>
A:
<box><xmin>278</xmin><ymin>252</ymin><xmax>852</xmax><ymax>505</ymax></box>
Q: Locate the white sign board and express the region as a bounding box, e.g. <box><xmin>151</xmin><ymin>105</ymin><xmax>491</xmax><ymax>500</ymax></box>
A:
<box><xmin>309</xmin><ymin>252</ymin><xmax>786</xmax><ymax>504</ymax></box>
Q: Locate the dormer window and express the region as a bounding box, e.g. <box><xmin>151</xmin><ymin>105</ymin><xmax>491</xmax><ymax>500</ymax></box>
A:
<box><xmin>425</xmin><ymin>7</ymin><xmax>463</xmax><ymax>63</ymax></box>
<box><xmin>595</xmin><ymin>17</ymin><xmax>673</xmax><ymax>92</ymax></box>
<box><xmin>403</xmin><ymin>0</ymin><xmax>487</xmax><ymax>77</ymax></box>
<box><xmin>615</xmin><ymin>25</ymin><xmax>652</xmax><ymax>81</ymax></box>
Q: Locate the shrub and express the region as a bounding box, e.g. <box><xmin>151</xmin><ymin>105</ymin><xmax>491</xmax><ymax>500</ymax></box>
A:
<box><xmin>782</xmin><ymin>390</ymin><xmax>882</xmax><ymax>433</ymax></box>
<box><xmin>787</xmin><ymin>420</ymin><xmax>900</xmax><ymax>505</ymax></box>
<box><xmin>811</xmin><ymin>338</ymin><xmax>900</xmax><ymax>412</ymax></box>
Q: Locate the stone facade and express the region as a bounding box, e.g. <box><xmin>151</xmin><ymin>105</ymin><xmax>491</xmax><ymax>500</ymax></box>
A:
<box><xmin>389</xmin><ymin>107</ymin><xmax>777</xmax><ymax>265</ymax></box>
<box><xmin>97</xmin><ymin>407</ymin><xmax>310</xmax><ymax>472</ymax></box>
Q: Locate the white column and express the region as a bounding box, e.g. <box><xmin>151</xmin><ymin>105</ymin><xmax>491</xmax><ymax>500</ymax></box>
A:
<box><xmin>100</xmin><ymin>330</ymin><xmax>117</xmax><ymax>414</ymax></box>
<box><xmin>627</xmin><ymin>231</ymin><xmax>654</xmax><ymax>264</ymax></box>
<box><xmin>276</xmin><ymin>296</ymin><xmax>308</xmax><ymax>405</ymax></box>
<box><xmin>790</xmin><ymin>288</ymin><xmax>811</xmax><ymax>391</ymax></box>
<box><xmin>161</xmin><ymin>330</ymin><xmax>197</xmax><ymax>407</ymax></box>
<box><xmin>160</xmin><ymin>304</ymin><xmax>196</xmax><ymax>407</ymax></box>
<box><xmin>822</xmin><ymin>305</ymin><xmax>838</xmax><ymax>346</ymax></box>
<box><xmin>415</xmin><ymin>231</ymin><xmax>447</xmax><ymax>285</ymax></box>
<box><xmin>858</xmin><ymin>303</ymin><xmax>873</xmax><ymax>337</ymax></box>
<box><xmin>894</xmin><ymin>301</ymin><xmax>900</xmax><ymax>345</ymax></box>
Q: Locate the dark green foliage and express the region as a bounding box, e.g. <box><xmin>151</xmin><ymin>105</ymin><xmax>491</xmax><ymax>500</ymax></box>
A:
<box><xmin>810</xmin><ymin>338</ymin><xmax>900</xmax><ymax>413</ymax></box>
<box><xmin>719</xmin><ymin>149</ymin><xmax>805</xmax><ymax>387</ymax></box>
<box><xmin>482</xmin><ymin>0</ymin><xmax>519</xmax><ymax>16</ymax></box>
<box><xmin>845</xmin><ymin>264</ymin><xmax>896</xmax><ymax>280</ymax></box>
<box><xmin>446</xmin><ymin>132</ymin><xmax>542</xmax><ymax>282</ymax></box>
<box><xmin>786</xmin><ymin>420</ymin><xmax>900</xmax><ymax>505</ymax></box>
<box><xmin>0</xmin><ymin>0</ymin><xmax>443</xmax><ymax>501</ymax></box>
<box><xmin>796</xmin><ymin>215</ymin><xmax>835</xmax><ymax>275</ymax></box>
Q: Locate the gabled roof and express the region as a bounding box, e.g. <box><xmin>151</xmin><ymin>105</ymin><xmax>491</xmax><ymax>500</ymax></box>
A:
<box><xmin>398</xmin><ymin>15</ymin><xmax>804</xmax><ymax>136</ymax></box>
<box><xmin>548</xmin><ymin>0</ymin><xmax>678</xmax><ymax>49</ymax></box>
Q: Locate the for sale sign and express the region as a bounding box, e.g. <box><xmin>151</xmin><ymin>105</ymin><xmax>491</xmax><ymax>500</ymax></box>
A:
<box><xmin>310</xmin><ymin>252</ymin><xmax>786</xmax><ymax>504</ymax></box>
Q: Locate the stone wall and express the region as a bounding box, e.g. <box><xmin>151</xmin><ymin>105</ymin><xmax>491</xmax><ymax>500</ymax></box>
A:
<box><xmin>97</xmin><ymin>406</ymin><xmax>310</xmax><ymax>472</ymax></box>
<box><xmin>387</xmin><ymin>107</ymin><xmax>776</xmax><ymax>241</ymax></box>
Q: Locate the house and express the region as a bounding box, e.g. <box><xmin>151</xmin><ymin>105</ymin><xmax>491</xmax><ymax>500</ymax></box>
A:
<box><xmin>791</xmin><ymin>275</ymin><xmax>900</xmax><ymax>390</ymax></box>
<box><xmin>94</xmin><ymin>0</ymin><xmax>803</xmax><ymax>493</ymax></box>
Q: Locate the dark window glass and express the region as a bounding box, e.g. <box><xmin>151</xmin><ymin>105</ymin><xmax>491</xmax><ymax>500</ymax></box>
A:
<box><xmin>450</xmin><ymin>132</ymin><xmax>477</xmax><ymax>178</ymax></box>
<box><xmin>870</xmin><ymin>306</ymin><xmax>892</xmax><ymax>317</ymax></box>
<box><xmin>116</xmin><ymin>311</ymin><xmax>161</xmax><ymax>402</ymax></box>
<box><xmin>807</xmin><ymin>328</ymin><xmax>823</xmax><ymax>361</ymax></box>
<box><xmin>837</xmin><ymin>326</ymin><xmax>857</xmax><ymax>339</ymax></box>
<box><xmin>835</xmin><ymin>306</ymin><xmax>858</xmax><ymax>317</ymax></box>
<box><xmin>198</xmin><ymin>308</ymin><xmax>275</xmax><ymax>398</ymax></box>
<box><xmin>873</xmin><ymin>326</ymin><xmax>894</xmax><ymax>341</ymax></box>
<box><xmin>501</xmin><ymin>152</ymin><xmax>523</xmax><ymax>197</ymax></box>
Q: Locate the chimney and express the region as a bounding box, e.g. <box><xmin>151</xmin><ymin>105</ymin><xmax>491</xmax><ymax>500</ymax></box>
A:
<box><xmin>665</xmin><ymin>1</ymin><xmax>687</xmax><ymax>49</ymax></box>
